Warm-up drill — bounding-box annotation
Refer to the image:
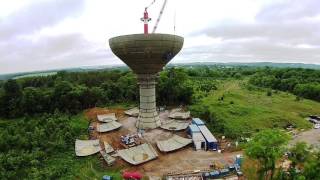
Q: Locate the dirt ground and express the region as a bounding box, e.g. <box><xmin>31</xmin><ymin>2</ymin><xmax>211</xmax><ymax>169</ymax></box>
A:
<box><xmin>290</xmin><ymin>128</ymin><xmax>320</xmax><ymax>148</ymax></box>
<box><xmin>85</xmin><ymin>108</ymin><xmax>242</xmax><ymax>178</ymax></box>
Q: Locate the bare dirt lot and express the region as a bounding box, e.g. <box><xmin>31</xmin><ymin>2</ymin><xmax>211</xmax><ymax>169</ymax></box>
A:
<box><xmin>290</xmin><ymin>128</ymin><xmax>320</xmax><ymax>149</ymax></box>
<box><xmin>85</xmin><ymin>108</ymin><xmax>242</xmax><ymax>178</ymax></box>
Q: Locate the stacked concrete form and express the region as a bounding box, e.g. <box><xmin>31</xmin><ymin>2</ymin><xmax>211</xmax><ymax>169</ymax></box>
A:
<box><xmin>124</xmin><ymin>107</ymin><xmax>139</xmax><ymax>117</ymax></box>
<box><xmin>109</xmin><ymin>34</ymin><xmax>184</xmax><ymax>129</ymax></box>
<box><xmin>97</xmin><ymin>121</ymin><xmax>122</xmax><ymax>132</ymax></box>
<box><xmin>97</xmin><ymin>113</ymin><xmax>117</xmax><ymax>123</ymax></box>
<box><xmin>169</xmin><ymin>108</ymin><xmax>191</xmax><ymax>119</ymax></box>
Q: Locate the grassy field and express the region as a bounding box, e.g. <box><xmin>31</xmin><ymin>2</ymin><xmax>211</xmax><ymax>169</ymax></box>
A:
<box><xmin>190</xmin><ymin>79</ymin><xmax>320</xmax><ymax>138</ymax></box>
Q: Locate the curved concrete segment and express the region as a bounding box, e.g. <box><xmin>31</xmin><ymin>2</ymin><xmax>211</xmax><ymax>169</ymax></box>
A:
<box><xmin>97</xmin><ymin>113</ymin><xmax>117</xmax><ymax>122</ymax></box>
<box><xmin>97</xmin><ymin>121</ymin><xmax>122</xmax><ymax>132</ymax></box>
<box><xmin>156</xmin><ymin>135</ymin><xmax>192</xmax><ymax>152</ymax></box>
<box><xmin>75</xmin><ymin>139</ymin><xmax>101</xmax><ymax>156</ymax></box>
<box><xmin>160</xmin><ymin>120</ymin><xmax>190</xmax><ymax>131</ymax></box>
<box><xmin>117</xmin><ymin>143</ymin><xmax>158</xmax><ymax>165</ymax></box>
<box><xmin>109</xmin><ymin>34</ymin><xmax>184</xmax><ymax>74</ymax></box>
<box><xmin>124</xmin><ymin>107</ymin><xmax>139</xmax><ymax>117</ymax></box>
<box><xmin>169</xmin><ymin>108</ymin><xmax>191</xmax><ymax>119</ymax></box>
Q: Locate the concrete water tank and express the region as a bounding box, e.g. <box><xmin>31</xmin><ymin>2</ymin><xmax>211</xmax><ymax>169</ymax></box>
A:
<box><xmin>109</xmin><ymin>33</ymin><xmax>183</xmax><ymax>129</ymax></box>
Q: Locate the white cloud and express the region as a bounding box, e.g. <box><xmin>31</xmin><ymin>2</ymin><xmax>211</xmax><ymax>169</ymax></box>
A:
<box><xmin>0</xmin><ymin>0</ymin><xmax>319</xmax><ymax>74</ymax></box>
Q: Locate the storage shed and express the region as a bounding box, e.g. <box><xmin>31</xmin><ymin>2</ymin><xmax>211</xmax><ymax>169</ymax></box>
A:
<box><xmin>191</xmin><ymin>118</ymin><xmax>205</xmax><ymax>126</ymax></box>
<box><xmin>198</xmin><ymin>125</ymin><xmax>218</xmax><ymax>150</ymax></box>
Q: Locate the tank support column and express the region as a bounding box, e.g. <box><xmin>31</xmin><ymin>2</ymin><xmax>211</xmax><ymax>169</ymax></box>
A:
<box><xmin>136</xmin><ymin>74</ymin><xmax>161</xmax><ymax>129</ymax></box>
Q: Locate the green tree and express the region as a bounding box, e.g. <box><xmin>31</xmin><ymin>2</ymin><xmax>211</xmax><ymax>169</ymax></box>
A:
<box><xmin>0</xmin><ymin>80</ymin><xmax>23</xmax><ymax>117</ymax></box>
<box><xmin>245</xmin><ymin>129</ymin><xmax>289</xmax><ymax>179</ymax></box>
<box><xmin>22</xmin><ymin>87</ymin><xmax>45</xmax><ymax>114</ymax></box>
<box><xmin>289</xmin><ymin>142</ymin><xmax>310</xmax><ymax>168</ymax></box>
<box><xmin>302</xmin><ymin>151</ymin><xmax>320</xmax><ymax>180</ymax></box>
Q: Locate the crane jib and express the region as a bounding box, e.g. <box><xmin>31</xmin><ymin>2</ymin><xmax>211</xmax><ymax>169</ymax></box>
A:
<box><xmin>152</xmin><ymin>0</ymin><xmax>168</xmax><ymax>33</ymax></box>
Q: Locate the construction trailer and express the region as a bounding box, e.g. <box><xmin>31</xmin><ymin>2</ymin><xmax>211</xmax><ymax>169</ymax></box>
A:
<box><xmin>192</xmin><ymin>118</ymin><xmax>218</xmax><ymax>151</ymax></box>
<box><xmin>198</xmin><ymin>125</ymin><xmax>218</xmax><ymax>151</ymax></box>
<box><xmin>188</xmin><ymin>124</ymin><xmax>206</xmax><ymax>150</ymax></box>
<box><xmin>192</xmin><ymin>118</ymin><xmax>205</xmax><ymax>126</ymax></box>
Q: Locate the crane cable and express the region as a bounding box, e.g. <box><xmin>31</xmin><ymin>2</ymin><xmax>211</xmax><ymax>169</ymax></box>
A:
<box><xmin>146</xmin><ymin>0</ymin><xmax>156</xmax><ymax>9</ymax></box>
<box><xmin>152</xmin><ymin>0</ymin><xmax>168</xmax><ymax>33</ymax></box>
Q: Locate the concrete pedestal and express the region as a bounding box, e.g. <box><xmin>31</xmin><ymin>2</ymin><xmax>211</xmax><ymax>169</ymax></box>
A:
<box><xmin>136</xmin><ymin>74</ymin><xmax>161</xmax><ymax>129</ymax></box>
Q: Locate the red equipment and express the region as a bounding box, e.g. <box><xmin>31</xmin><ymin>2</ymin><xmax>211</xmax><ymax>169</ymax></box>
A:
<box><xmin>123</xmin><ymin>171</ymin><xmax>143</xmax><ymax>180</ymax></box>
<box><xmin>141</xmin><ymin>0</ymin><xmax>168</xmax><ymax>34</ymax></box>
<box><xmin>141</xmin><ymin>8</ymin><xmax>151</xmax><ymax>35</ymax></box>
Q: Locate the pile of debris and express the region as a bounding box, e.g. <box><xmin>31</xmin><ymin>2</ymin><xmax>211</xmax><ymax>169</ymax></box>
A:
<box><xmin>308</xmin><ymin>115</ymin><xmax>320</xmax><ymax>129</ymax></box>
<box><xmin>100</xmin><ymin>141</ymin><xmax>116</xmax><ymax>166</ymax></box>
<box><xmin>120</xmin><ymin>133</ymin><xmax>143</xmax><ymax>148</ymax></box>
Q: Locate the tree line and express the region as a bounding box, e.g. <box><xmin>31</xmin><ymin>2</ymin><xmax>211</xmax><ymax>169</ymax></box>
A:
<box><xmin>2</xmin><ymin>66</ymin><xmax>319</xmax><ymax>119</ymax></box>
<box><xmin>249</xmin><ymin>67</ymin><xmax>320</xmax><ymax>102</ymax></box>
<box><xmin>0</xmin><ymin>68</ymin><xmax>194</xmax><ymax>118</ymax></box>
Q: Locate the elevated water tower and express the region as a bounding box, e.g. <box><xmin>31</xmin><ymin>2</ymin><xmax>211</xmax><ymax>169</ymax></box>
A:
<box><xmin>108</xmin><ymin>6</ymin><xmax>183</xmax><ymax>129</ymax></box>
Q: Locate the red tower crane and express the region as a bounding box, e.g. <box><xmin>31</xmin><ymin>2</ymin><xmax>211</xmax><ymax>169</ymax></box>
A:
<box><xmin>141</xmin><ymin>0</ymin><xmax>168</xmax><ymax>35</ymax></box>
<box><xmin>141</xmin><ymin>8</ymin><xmax>151</xmax><ymax>35</ymax></box>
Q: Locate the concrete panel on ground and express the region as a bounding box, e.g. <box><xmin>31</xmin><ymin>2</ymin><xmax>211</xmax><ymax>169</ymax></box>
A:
<box><xmin>117</xmin><ymin>143</ymin><xmax>158</xmax><ymax>165</ymax></box>
<box><xmin>97</xmin><ymin>121</ymin><xmax>122</xmax><ymax>132</ymax></box>
<box><xmin>124</xmin><ymin>107</ymin><xmax>139</xmax><ymax>117</ymax></box>
<box><xmin>75</xmin><ymin>139</ymin><xmax>101</xmax><ymax>156</ymax></box>
<box><xmin>97</xmin><ymin>113</ymin><xmax>117</xmax><ymax>122</ymax></box>
<box><xmin>160</xmin><ymin>120</ymin><xmax>190</xmax><ymax>131</ymax></box>
<box><xmin>156</xmin><ymin>135</ymin><xmax>192</xmax><ymax>152</ymax></box>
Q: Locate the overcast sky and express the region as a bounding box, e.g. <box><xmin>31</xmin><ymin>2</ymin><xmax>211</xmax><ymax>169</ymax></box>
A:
<box><xmin>0</xmin><ymin>0</ymin><xmax>319</xmax><ymax>74</ymax></box>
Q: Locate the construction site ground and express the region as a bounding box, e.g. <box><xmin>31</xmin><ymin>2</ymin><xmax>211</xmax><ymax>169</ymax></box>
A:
<box><xmin>85</xmin><ymin>108</ymin><xmax>242</xmax><ymax>178</ymax></box>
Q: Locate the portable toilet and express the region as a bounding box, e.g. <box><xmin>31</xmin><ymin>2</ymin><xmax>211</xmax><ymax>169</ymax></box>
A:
<box><xmin>192</xmin><ymin>118</ymin><xmax>205</xmax><ymax>126</ymax></box>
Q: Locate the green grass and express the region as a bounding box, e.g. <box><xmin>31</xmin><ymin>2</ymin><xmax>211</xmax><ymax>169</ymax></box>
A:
<box><xmin>190</xmin><ymin>80</ymin><xmax>320</xmax><ymax>138</ymax></box>
<box><xmin>48</xmin><ymin>153</ymin><xmax>122</xmax><ymax>180</ymax></box>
